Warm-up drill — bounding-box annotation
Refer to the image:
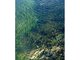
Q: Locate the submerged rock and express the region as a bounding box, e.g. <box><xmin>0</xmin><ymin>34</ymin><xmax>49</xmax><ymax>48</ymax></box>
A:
<box><xmin>29</xmin><ymin>49</ymin><xmax>44</xmax><ymax>59</ymax></box>
<box><xmin>51</xmin><ymin>46</ymin><xmax>61</xmax><ymax>53</ymax></box>
<box><xmin>27</xmin><ymin>46</ymin><xmax>63</xmax><ymax>60</ymax></box>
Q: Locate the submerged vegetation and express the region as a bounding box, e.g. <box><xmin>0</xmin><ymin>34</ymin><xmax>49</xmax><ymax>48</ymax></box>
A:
<box><xmin>16</xmin><ymin>0</ymin><xmax>64</xmax><ymax>60</ymax></box>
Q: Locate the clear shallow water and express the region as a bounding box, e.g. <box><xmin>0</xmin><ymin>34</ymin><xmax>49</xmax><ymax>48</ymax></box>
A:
<box><xmin>16</xmin><ymin>0</ymin><xmax>64</xmax><ymax>60</ymax></box>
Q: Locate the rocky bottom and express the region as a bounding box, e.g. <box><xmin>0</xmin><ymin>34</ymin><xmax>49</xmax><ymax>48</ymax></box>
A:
<box><xmin>27</xmin><ymin>46</ymin><xmax>64</xmax><ymax>60</ymax></box>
